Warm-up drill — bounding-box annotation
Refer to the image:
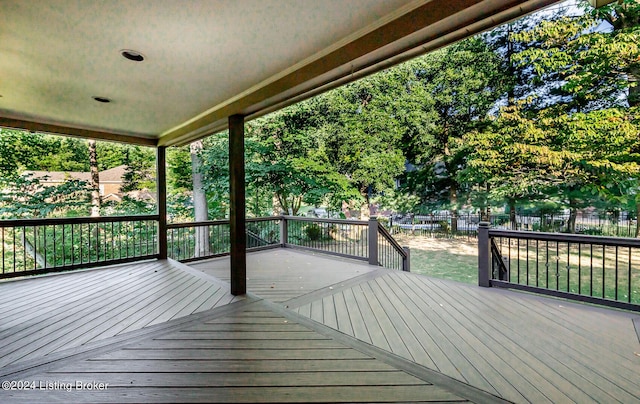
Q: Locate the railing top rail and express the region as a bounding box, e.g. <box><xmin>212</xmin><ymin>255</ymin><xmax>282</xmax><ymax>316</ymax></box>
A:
<box><xmin>282</xmin><ymin>215</ymin><xmax>369</xmax><ymax>225</ymax></box>
<box><xmin>168</xmin><ymin>216</ymin><xmax>282</xmax><ymax>229</ymax></box>
<box><xmin>0</xmin><ymin>214</ymin><xmax>159</xmax><ymax>227</ymax></box>
<box><xmin>378</xmin><ymin>225</ymin><xmax>408</xmax><ymax>258</ymax></box>
<box><xmin>245</xmin><ymin>216</ymin><xmax>283</xmax><ymax>223</ymax></box>
<box><xmin>168</xmin><ymin>219</ymin><xmax>229</xmax><ymax>228</ymax></box>
<box><xmin>488</xmin><ymin>228</ymin><xmax>640</xmax><ymax>247</ymax></box>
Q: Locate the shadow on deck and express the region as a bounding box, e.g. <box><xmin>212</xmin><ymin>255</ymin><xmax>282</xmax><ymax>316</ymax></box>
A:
<box><xmin>1</xmin><ymin>249</ymin><xmax>639</xmax><ymax>403</ymax></box>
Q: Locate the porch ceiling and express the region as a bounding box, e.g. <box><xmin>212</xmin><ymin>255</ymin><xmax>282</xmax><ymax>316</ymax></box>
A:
<box><xmin>0</xmin><ymin>0</ymin><xmax>559</xmax><ymax>147</ymax></box>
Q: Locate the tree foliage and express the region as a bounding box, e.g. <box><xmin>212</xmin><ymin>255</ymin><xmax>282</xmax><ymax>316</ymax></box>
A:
<box><xmin>0</xmin><ymin>173</ymin><xmax>91</xmax><ymax>219</ymax></box>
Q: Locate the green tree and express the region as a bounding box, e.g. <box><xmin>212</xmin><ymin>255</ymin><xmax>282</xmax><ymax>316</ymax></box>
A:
<box><xmin>398</xmin><ymin>38</ymin><xmax>508</xmax><ymax>226</ymax></box>
<box><xmin>0</xmin><ymin>173</ymin><xmax>91</xmax><ymax>219</ymax></box>
<box><xmin>321</xmin><ymin>71</ymin><xmax>406</xmax><ymax>217</ymax></box>
<box><xmin>247</xmin><ymin>102</ymin><xmax>355</xmax><ymax>215</ymax></box>
<box><xmin>461</xmin><ymin>104</ymin><xmax>640</xmax><ymax>232</ymax></box>
<box><xmin>120</xmin><ymin>146</ymin><xmax>155</xmax><ymax>193</ymax></box>
<box><xmin>489</xmin><ymin>0</ymin><xmax>640</xmax><ymax>228</ymax></box>
<box><xmin>513</xmin><ymin>0</ymin><xmax>640</xmax><ymax>112</ymax></box>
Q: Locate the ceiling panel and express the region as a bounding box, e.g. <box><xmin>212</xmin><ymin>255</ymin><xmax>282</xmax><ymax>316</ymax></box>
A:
<box><xmin>0</xmin><ymin>0</ymin><xmax>560</xmax><ymax>146</ymax></box>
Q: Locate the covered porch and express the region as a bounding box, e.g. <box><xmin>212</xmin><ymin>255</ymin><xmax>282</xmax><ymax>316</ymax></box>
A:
<box><xmin>0</xmin><ymin>0</ymin><xmax>566</xmax><ymax>296</ymax></box>
<box><xmin>2</xmin><ymin>1</ymin><xmax>634</xmax><ymax>403</ymax></box>
<box><xmin>2</xmin><ymin>249</ymin><xmax>639</xmax><ymax>403</ymax></box>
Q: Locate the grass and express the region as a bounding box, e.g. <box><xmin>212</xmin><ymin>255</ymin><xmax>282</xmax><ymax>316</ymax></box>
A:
<box><xmin>495</xmin><ymin>238</ymin><xmax>640</xmax><ymax>304</ymax></box>
<box><xmin>393</xmin><ymin>234</ymin><xmax>640</xmax><ymax>305</ymax></box>
<box><xmin>393</xmin><ymin>235</ymin><xmax>478</xmax><ymax>284</ymax></box>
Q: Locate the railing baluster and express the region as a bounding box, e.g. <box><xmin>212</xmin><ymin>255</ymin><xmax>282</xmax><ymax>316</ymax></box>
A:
<box><xmin>615</xmin><ymin>245</ymin><xmax>619</xmax><ymax>301</ymax></box>
<box><xmin>23</xmin><ymin>226</ymin><xmax>27</xmax><ymax>272</ymax></box>
<box><xmin>13</xmin><ymin>227</ymin><xmax>16</xmax><ymax>273</ymax></box>
<box><xmin>602</xmin><ymin>245</ymin><xmax>606</xmax><ymax>298</ymax></box>
<box><xmin>628</xmin><ymin>247</ymin><xmax>632</xmax><ymax>303</ymax></box>
<box><xmin>578</xmin><ymin>243</ymin><xmax>582</xmax><ymax>295</ymax></box>
<box><xmin>525</xmin><ymin>239</ymin><xmax>529</xmax><ymax>285</ymax></box>
<box><xmin>484</xmin><ymin>228</ymin><xmax>640</xmax><ymax>311</ymax></box>
<box><xmin>554</xmin><ymin>241</ymin><xmax>559</xmax><ymax>291</ymax></box>
<box><xmin>517</xmin><ymin>238</ymin><xmax>520</xmax><ymax>284</ymax></box>
<box><xmin>566</xmin><ymin>242</ymin><xmax>570</xmax><ymax>292</ymax></box>
<box><xmin>590</xmin><ymin>244</ymin><xmax>594</xmax><ymax>297</ymax></box>
<box><xmin>1</xmin><ymin>227</ymin><xmax>4</xmax><ymax>274</ymax></box>
<box><xmin>536</xmin><ymin>240</ymin><xmax>540</xmax><ymax>286</ymax></box>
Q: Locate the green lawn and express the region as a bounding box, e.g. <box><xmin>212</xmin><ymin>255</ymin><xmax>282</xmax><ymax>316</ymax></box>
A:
<box><xmin>393</xmin><ymin>235</ymin><xmax>478</xmax><ymax>284</ymax></box>
<box><xmin>394</xmin><ymin>234</ymin><xmax>640</xmax><ymax>305</ymax></box>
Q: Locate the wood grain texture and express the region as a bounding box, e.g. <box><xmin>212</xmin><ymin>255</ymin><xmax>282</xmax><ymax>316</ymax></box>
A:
<box><xmin>189</xmin><ymin>248</ymin><xmax>376</xmax><ymax>302</ymax></box>
<box><xmin>2</xmin><ymin>302</ymin><xmax>468</xmax><ymax>403</ymax></box>
<box><xmin>4</xmin><ymin>248</ymin><xmax>638</xmax><ymax>403</ymax></box>
<box><xmin>0</xmin><ymin>260</ymin><xmax>242</xmax><ymax>368</ymax></box>
<box><xmin>291</xmin><ymin>270</ymin><xmax>640</xmax><ymax>404</ymax></box>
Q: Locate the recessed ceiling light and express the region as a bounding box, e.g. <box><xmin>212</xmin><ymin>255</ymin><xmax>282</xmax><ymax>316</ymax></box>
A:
<box><xmin>121</xmin><ymin>49</ymin><xmax>145</xmax><ymax>62</ymax></box>
<box><xmin>93</xmin><ymin>96</ymin><xmax>111</xmax><ymax>103</ymax></box>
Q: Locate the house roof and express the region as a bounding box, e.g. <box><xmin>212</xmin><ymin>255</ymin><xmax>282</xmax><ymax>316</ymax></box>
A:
<box><xmin>0</xmin><ymin>0</ymin><xmax>560</xmax><ymax>147</ymax></box>
<box><xmin>24</xmin><ymin>165</ymin><xmax>127</xmax><ymax>183</ymax></box>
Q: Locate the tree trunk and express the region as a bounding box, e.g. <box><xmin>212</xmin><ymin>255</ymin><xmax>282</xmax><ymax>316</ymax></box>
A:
<box><xmin>508</xmin><ymin>199</ymin><xmax>517</xmax><ymax>230</ymax></box>
<box><xmin>190</xmin><ymin>140</ymin><xmax>210</xmax><ymax>257</ymax></box>
<box><xmin>485</xmin><ymin>183</ymin><xmax>492</xmax><ymax>221</ymax></box>
<box><xmin>635</xmin><ymin>201</ymin><xmax>640</xmax><ymax>238</ymax></box>
<box><xmin>359</xmin><ymin>186</ymin><xmax>370</xmax><ymax>220</ymax></box>
<box><xmin>450</xmin><ymin>183</ymin><xmax>458</xmax><ymax>233</ymax></box>
<box><xmin>567</xmin><ymin>199</ymin><xmax>578</xmax><ymax>234</ymax></box>
<box><xmin>291</xmin><ymin>195</ymin><xmax>302</xmax><ymax>216</ymax></box>
<box><xmin>275</xmin><ymin>193</ymin><xmax>289</xmax><ymax>215</ymax></box>
<box><xmin>88</xmin><ymin>139</ymin><xmax>100</xmax><ymax>217</ymax></box>
<box><xmin>22</xmin><ymin>230</ymin><xmax>49</xmax><ymax>268</ymax></box>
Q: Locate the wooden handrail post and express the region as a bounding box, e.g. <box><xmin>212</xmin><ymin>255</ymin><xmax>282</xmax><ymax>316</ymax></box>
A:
<box><xmin>368</xmin><ymin>216</ymin><xmax>378</xmax><ymax>266</ymax></box>
<box><xmin>402</xmin><ymin>246</ymin><xmax>410</xmax><ymax>272</ymax></box>
<box><xmin>478</xmin><ymin>221</ymin><xmax>491</xmax><ymax>287</ymax></box>
<box><xmin>280</xmin><ymin>216</ymin><xmax>288</xmax><ymax>247</ymax></box>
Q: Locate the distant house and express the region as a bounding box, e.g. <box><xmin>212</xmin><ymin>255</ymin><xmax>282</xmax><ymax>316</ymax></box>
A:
<box><xmin>22</xmin><ymin>165</ymin><xmax>146</xmax><ymax>202</ymax></box>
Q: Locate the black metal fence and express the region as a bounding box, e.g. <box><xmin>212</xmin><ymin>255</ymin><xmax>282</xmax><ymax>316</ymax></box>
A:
<box><xmin>0</xmin><ymin>215</ymin><xmax>159</xmax><ymax>279</ymax></box>
<box><xmin>167</xmin><ymin>215</ymin><xmax>409</xmax><ymax>271</ymax></box>
<box><xmin>284</xmin><ymin>216</ymin><xmax>369</xmax><ymax>260</ymax></box>
<box><xmin>479</xmin><ymin>224</ymin><xmax>640</xmax><ymax>311</ymax></box>
<box><xmin>167</xmin><ymin>217</ymin><xmax>281</xmax><ymax>262</ymax></box>
<box><xmin>377</xmin><ymin>224</ymin><xmax>410</xmax><ymax>271</ymax></box>
<box><xmin>388</xmin><ymin>211</ymin><xmax>640</xmax><ymax>238</ymax></box>
<box><xmin>0</xmin><ymin>214</ymin><xmax>409</xmax><ymax>278</ymax></box>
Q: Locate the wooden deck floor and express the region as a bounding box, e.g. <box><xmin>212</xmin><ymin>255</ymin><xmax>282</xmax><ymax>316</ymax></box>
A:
<box><xmin>0</xmin><ymin>259</ymin><xmax>242</xmax><ymax>368</ymax></box>
<box><xmin>189</xmin><ymin>249</ymin><xmax>375</xmax><ymax>302</ymax></box>
<box><xmin>1</xmin><ymin>248</ymin><xmax>639</xmax><ymax>403</ymax></box>
<box><xmin>290</xmin><ymin>270</ymin><xmax>640</xmax><ymax>404</ymax></box>
<box><xmin>1</xmin><ymin>300</ymin><xmax>472</xmax><ymax>403</ymax></box>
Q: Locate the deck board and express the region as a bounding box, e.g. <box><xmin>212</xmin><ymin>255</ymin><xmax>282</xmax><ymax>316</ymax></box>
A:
<box><xmin>0</xmin><ymin>259</ymin><xmax>242</xmax><ymax>368</ymax></box>
<box><xmin>189</xmin><ymin>248</ymin><xmax>375</xmax><ymax>302</ymax></box>
<box><xmin>416</xmin><ymin>275</ymin><xmax>640</xmax><ymax>402</ymax></box>
<box><xmin>2</xmin><ymin>248</ymin><xmax>639</xmax><ymax>403</ymax></box>
<box><xmin>1</xmin><ymin>301</ymin><xmax>469</xmax><ymax>404</ymax></box>
<box><xmin>290</xmin><ymin>269</ymin><xmax>640</xmax><ymax>404</ymax></box>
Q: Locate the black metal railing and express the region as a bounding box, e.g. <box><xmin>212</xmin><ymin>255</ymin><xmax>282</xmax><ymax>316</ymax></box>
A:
<box><xmin>168</xmin><ymin>215</ymin><xmax>409</xmax><ymax>270</ymax></box>
<box><xmin>0</xmin><ymin>215</ymin><xmax>159</xmax><ymax>279</ymax></box>
<box><xmin>283</xmin><ymin>216</ymin><xmax>369</xmax><ymax>260</ymax></box>
<box><xmin>388</xmin><ymin>211</ymin><xmax>640</xmax><ymax>238</ymax></box>
<box><xmin>377</xmin><ymin>224</ymin><xmax>410</xmax><ymax>271</ymax></box>
<box><xmin>478</xmin><ymin>223</ymin><xmax>640</xmax><ymax>311</ymax></box>
<box><xmin>167</xmin><ymin>217</ymin><xmax>281</xmax><ymax>262</ymax></box>
<box><xmin>0</xmin><ymin>214</ymin><xmax>409</xmax><ymax>278</ymax></box>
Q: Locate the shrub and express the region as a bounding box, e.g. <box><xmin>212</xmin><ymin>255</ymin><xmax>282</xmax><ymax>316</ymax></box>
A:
<box><xmin>304</xmin><ymin>224</ymin><xmax>322</xmax><ymax>241</ymax></box>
